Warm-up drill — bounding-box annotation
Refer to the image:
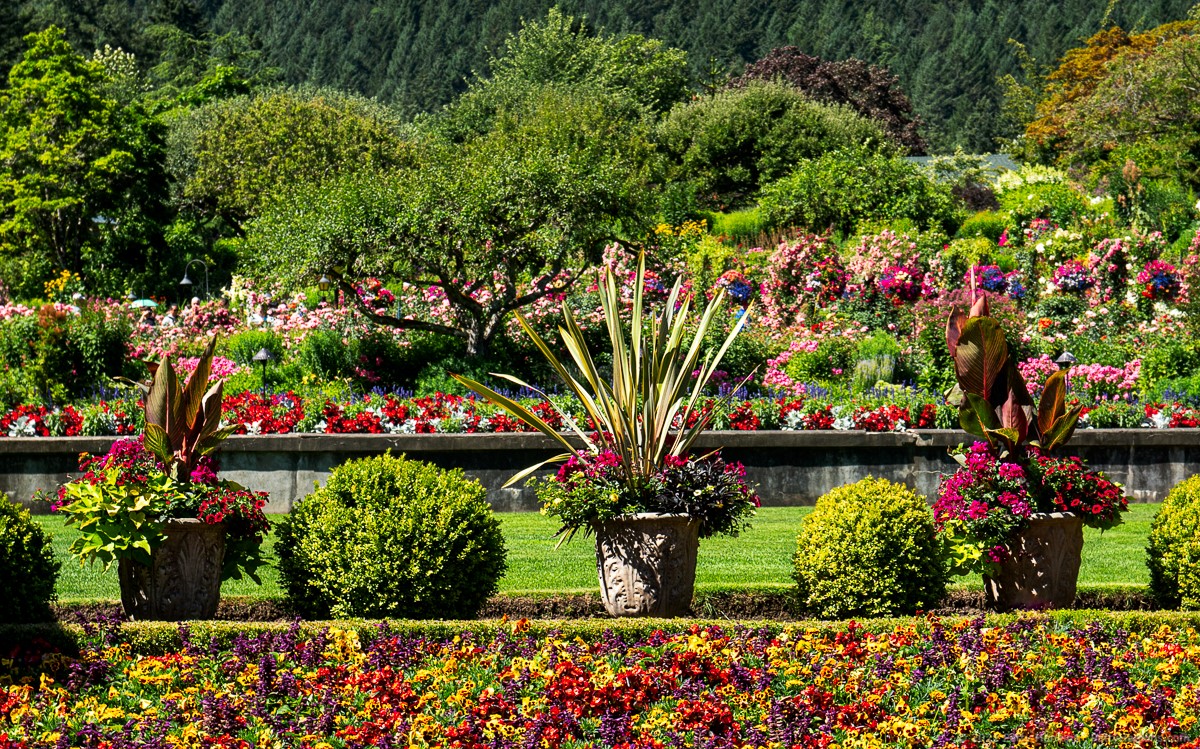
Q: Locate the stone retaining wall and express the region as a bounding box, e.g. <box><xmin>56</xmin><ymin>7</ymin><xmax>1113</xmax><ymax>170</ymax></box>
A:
<box><xmin>3</xmin><ymin>430</ymin><xmax>1197</xmax><ymax>513</ymax></box>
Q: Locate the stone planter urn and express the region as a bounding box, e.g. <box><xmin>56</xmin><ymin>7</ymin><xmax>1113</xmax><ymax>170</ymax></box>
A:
<box><xmin>594</xmin><ymin>513</ymin><xmax>700</xmax><ymax>617</ymax></box>
<box><xmin>984</xmin><ymin>512</ymin><xmax>1083</xmax><ymax>612</ymax></box>
<box><xmin>118</xmin><ymin>519</ymin><xmax>225</xmax><ymax>621</ymax></box>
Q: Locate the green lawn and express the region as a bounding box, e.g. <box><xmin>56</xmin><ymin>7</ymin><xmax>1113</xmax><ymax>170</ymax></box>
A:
<box><xmin>36</xmin><ymin>504</ymin><xmax>1160</xmax><ymax>602</ymax></box>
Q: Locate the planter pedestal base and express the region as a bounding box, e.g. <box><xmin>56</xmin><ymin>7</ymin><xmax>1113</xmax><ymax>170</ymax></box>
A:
<box><xmin>984</xmin><ymin>512</ymin><xmax>1083</xmax><ymax>612</ymax></box>
<box><xmin>119</xmin><ymin>520</ymin><xmax>225</xmax><ymax>621</ymax></box>
<box><xmin>594</xmin><ymin>513</ymin><xmax>699</xmax><ymax>618</ymax></box>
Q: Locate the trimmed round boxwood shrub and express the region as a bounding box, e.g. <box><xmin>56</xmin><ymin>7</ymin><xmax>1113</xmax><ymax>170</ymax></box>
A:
<box><xmin>276</xmin><ymin>453</ymin><xmax>506</xmax><ymax>619</ymax></box>
<box><xmin>0</xmin><ymin>499</ymin><xmax>59</xmax><ymax>622</ymax></box>
<box><xmin>794</xmin><ymin>477</ymin><xmax>946</xmax><ymax>618</ymax></box>
<box><xmin>1147</xmin><ymin>475</ymin><xmax>1200</xmax><ymax>609</ymax></box>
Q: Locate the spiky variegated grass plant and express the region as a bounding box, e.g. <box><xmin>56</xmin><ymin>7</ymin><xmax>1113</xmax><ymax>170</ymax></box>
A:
<box><xmin>453</xmin><ymin>252</ymin><xmax>748</xmax><ymax>525</ymax></box>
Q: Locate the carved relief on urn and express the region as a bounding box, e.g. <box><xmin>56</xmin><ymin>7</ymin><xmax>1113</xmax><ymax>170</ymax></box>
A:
<box><xmin>119</xmin><ymin>519</ymin><xmax>225</xmax><ymax>621</ymax></box>
<box><xmin>594</xmin><ymin>513</ymin><xmax>700</xmax><ymax>617</ymax></box>
<box><xmin>984</xmin><ymin>512</ymin><xmax>1083</xmax><ymax>611</ymax></box>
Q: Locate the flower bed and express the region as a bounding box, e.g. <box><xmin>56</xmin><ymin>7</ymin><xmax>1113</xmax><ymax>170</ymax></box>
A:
<box><xmin>4</xmin><ymin>615</ymin><xmax>1200</xmax><ymax>747</ymax></box>
<box><xmin>3</xmin><ymin>390</ymin><xmax>1200</xmax><ymax>437</ymax></box>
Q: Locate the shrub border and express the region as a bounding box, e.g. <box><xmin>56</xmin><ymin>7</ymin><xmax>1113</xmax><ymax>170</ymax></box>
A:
<box><xmin>7</xmin><ymin>610</ymin><xmax>1200</xmax><ymax>658</ymax></box>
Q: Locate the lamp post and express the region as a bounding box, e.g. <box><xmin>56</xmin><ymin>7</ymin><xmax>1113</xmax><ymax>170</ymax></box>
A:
<box><xmin>1055</xmin><ymin>351</ymin><xmax>1077</xmax><ymax>370</ymax></box>
<box><xmin>180</xmin><ymin>259</ymin><xmax>210</xmax><ymax>299</ymax></box>
<box><xmin>252</xmin><ymin>347</ymin><xmax>275</xmax><ymax>390</ymax></box>
<box><xmin>318</xmin><ymin>274</ymin><xmax>332</xmax><ymax>306</ymax></box>
<box><xmin>126</xmin><ymin>291</ymin><xmax>137</xmax><ymax>303</ymax></box>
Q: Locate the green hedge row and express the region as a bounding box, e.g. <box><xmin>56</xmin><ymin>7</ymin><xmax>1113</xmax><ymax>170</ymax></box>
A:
<box><xmin>7</xmin><ymin>604</ymin><xmax>1200</xmax><ymax>657</ymax></box>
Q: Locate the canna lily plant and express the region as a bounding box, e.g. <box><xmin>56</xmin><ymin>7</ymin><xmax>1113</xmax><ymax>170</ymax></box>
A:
<box><xmin>946</xmin><ymin>296</ymin><xmax>1082</xmax><ymax>456</ymax></box>
<box><xmin>135</xmin><ymin>336</ymin><xmax>237</xmax><ymax>484</ymax></box>
<box><xmin>452</xmin><ymin>252</ymin><xmax>753</xmax><ymax>541</ymax></box>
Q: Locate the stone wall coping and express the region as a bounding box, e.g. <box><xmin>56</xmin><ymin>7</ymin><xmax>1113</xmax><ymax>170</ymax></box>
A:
<box><xmin>2</xmin><ymin>428</ymin><xmax>1198</xmax><ymax>455</ymax></box>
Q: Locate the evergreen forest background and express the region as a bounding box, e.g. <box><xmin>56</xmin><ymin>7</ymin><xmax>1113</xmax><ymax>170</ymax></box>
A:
<box><xmin>3</xmin><ymin>0</ymin><xmax>1196</xmax><ymax>152</ymax></box>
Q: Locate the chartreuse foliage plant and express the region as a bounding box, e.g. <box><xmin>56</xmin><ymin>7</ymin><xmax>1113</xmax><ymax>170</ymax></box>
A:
<box><xmin>1148</xmin><ymin>475</ymin><xmax>1200</xmax><ymax>610</ymax></box>
<box><xmin>56</xmin><ymin>462</ymin><xmax>181</xmax><ymax>569</ymax></box>
<box><xmin>276</xmin><ymin>452</ymin><xmax>506</xmax><ymax>619</ymax></box>
<box><xmin>0</xmin><ymin>498</ymin><xmax>59</xmax><ymax>622</ymax></box>
<box><xmin>794</xmin><ymin>477</ymin><xmax>946</xmax><ymax>618</ymax></box>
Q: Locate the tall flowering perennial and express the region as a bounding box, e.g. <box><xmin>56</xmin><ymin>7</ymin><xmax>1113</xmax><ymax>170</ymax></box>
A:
<box><xmin>1022</xmin><ymin>217</ymin><xmax>1057</xmax><ymax>245</ymax></box>
<box><xmin>1068</xmin><ymin>360</ymin><xmax>1140</xmax><ymax>403</ymax></box>
<box><xmin>711</xmin><ymin>269</ymin><xmax>754</xmax><ymax>305</ymax></box>
<box><xmin>844</xmin><ymin>230</ymin><xmax>923</xmax><ymax>280</ymax></box>
<box><xmin>964</xmin><ymin>264</ymin><xmax>1007</xmax><ymax>294</ymax></box>
<box><xmin>1088</xmin><ymin>237</ymin><xmax>1131</xmax><ymax>302</ymax></box>
<box><xmin>1138</xmin><ymin>260</ymin><xmax>1181</xmax><ymax>301</ymax></box>
<box><xmin>1052</xmin><ymin>259</ymin><xmax>1094</xmax><ymax>293</ymax></box>
<box><xmin>761</xmin><ymin>234</ymin><xmax>845</xmax><ymax>329</ymax></box>
<box><xmin>877</xmin><ymin>265</ymin><xmax>926</xmax><ymax>302</ymax></box>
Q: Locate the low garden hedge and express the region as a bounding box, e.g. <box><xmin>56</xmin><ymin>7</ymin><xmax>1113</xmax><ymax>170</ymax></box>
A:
<box><xmin>9</xmin><ymin>609</ymin><xmax>1200</xmax><ymax>659</ymax></box>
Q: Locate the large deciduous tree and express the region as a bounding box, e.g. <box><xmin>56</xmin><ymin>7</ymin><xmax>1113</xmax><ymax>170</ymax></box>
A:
<box><xmin>1023</xmin><ymin>22</ymin><xmax>1196</xmax><ymax>152</ymax></box>
<box><xmin>0</xmin><ymin>27</ymin><xmax>170</xmax><ymax>299</ymax></box>
<box><xmin>729</xmin><ymin>46</ymin><xmax>927</xmax><ymax>155</ymax></box>
<box><xmin>247</xmin><ymin>87</ymin><xmax>657</xmax><ymax>356</ymax></box>
<box><xmin>436</xmin><ymin>8</ymin><xmax>690</xmax><ymax>143</ymax></box>
<box><xmin>169</xmin><ymin>87</ymin><xmax>412</xmax><ymax>229</ymax></box>
<box><xmin>657</xmin><ymin>79</ymin><xmax>894</xmax><ymax>209</ymax></box>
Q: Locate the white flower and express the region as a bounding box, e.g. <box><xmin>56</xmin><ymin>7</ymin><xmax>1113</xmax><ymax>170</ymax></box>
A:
<box><xmin>8</xmin><ymin>416</ymin><xmax>35</xmax><ymax>437</ymax></box>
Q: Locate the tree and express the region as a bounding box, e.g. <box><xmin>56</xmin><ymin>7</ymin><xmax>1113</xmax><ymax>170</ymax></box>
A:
<box><xmin>485</xmin><ymin>8</ymin><xmax>690</xmax><ymax>116</ymax></box>
<box><xmin>248</xmin><ymin>88</ymin><xmax>657</xmax><ymax>356</ymax></box>
<box><xmin>1071</xmin><ymin>32</ymin><xmax>1200</xmax><ymax>187</ymax></box>
<box><xmin>1024</xmin><ymin>20</ymin><xmax>1197</xmax><ymax>155</ymax></box>
<box><xmin>656</xmin><ymin>80</ymin><xmax>895</xmax><ymax>209</ymax></box>
<box><xmin>729</xmin><ymin>46</ymin><xmax>927</xmax><ymax>154</ymax></box>
<box><xmin>0</xmin><ymin>27</ymin><xmax>171</xmax><ymax>299</ymax></box>
<box><xmin>435</xmin><ymin>8</ymin><xmax>690</xmax><ymax>142</ymax></box>
<box><xmin>169</xmin><ymin>87</ymin><xmax>412</xmax><ymax>229</ymax></box>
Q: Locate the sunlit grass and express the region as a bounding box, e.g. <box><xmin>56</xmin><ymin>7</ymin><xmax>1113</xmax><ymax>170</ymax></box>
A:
<box><xmin>35</xmin><ymin>504</ymin><xmax>1159</xmax><ymax>602</ymax></box>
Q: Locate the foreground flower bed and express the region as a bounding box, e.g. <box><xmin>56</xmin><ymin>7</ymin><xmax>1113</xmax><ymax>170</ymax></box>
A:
<box><xmin>4</xmin><ymin>616</ymin><xmax>1200</xmax><ymax>747</ymax></box>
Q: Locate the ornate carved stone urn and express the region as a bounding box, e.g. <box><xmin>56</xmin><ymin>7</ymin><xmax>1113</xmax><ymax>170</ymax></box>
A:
<box><xmin>594</xmin><ymin>513</ymin><xmax>700</xmax><ymax>617</ymax></box>
<box><xmin>118</xmin><ymin>519</ymin><xmax>225</xmax><ymax>620</ymax></box>
<box><xmin>984</xmin><ymin>512</ymin><xmax>1083</xmax><ymax>611</ymax></box>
